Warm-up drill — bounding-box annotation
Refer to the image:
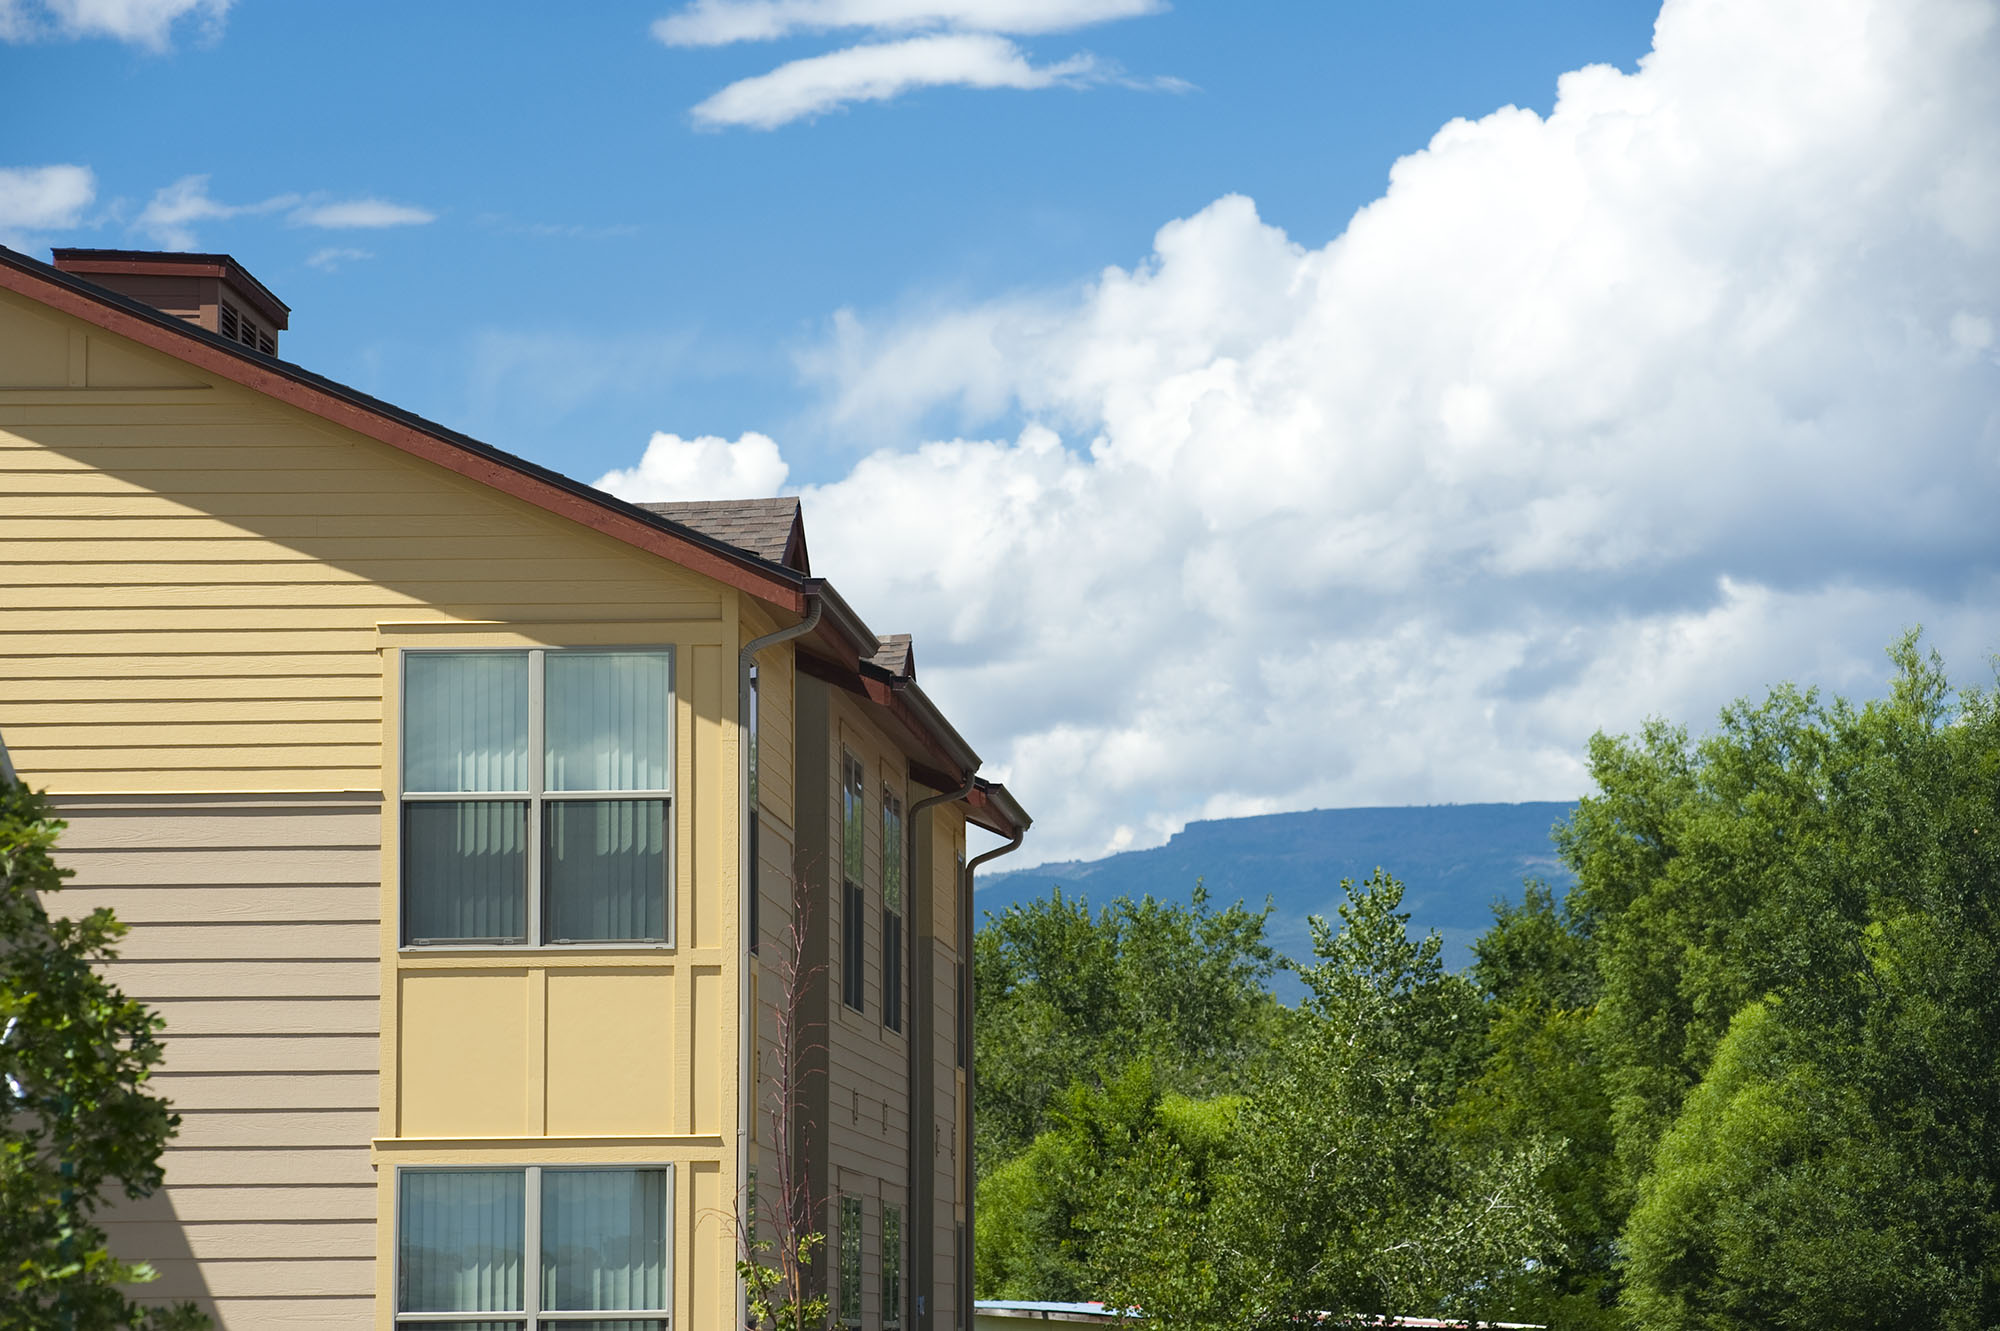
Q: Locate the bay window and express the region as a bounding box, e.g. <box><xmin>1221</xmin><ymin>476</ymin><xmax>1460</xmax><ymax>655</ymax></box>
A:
<box><xmin>401</xmin><ymin>649</ymin><xmax>674</xmax><ymax>947</ymax></box>
<box><xmin>396</xmin><ymin>1167</ymin><xmax>673</xmax><ymax>1331</ymax></box>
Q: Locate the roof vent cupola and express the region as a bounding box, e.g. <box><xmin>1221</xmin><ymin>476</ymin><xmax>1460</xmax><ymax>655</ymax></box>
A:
<box><xmin>49</xmin><ymin>248</ymin><xmax>290</xmax><ymax>356</ymax></box>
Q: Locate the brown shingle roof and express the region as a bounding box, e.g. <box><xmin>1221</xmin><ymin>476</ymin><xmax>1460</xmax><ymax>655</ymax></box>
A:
<box><xmin>636</xmin><ymin>497</ymin><xmax>807</xmax><ymax>572</ymax></box>
<box><xmin>869</xmin><ymin>633</ymin><xmax>914</xmax><ymax>679</ymax></box>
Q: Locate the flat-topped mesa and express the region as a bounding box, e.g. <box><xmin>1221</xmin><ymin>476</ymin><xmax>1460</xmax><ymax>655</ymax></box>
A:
<box><xmin>50</xmin><ymin>247</ymin><xmax>289</xmax><ymax>355</ymax></box>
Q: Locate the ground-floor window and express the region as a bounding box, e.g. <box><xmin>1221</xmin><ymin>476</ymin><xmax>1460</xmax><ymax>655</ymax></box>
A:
<box><xmin>397</xmin><ymin>1166</ymin><xmax>673</xmax><ymax>1331</ymax></box>
<box><xmin>882</xmin><ymin>1202</ymin><xmax>902</xmax><ymax>1330</ymax></box>
<box><xmin>838</xmin><ymin>1194</ymin><xmax>864</xmax><ymax>1327</ymax></box>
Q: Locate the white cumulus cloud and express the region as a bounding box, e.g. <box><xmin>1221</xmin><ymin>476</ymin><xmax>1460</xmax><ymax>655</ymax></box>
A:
<box><xmin>691</xmin><ymin>31</ymin><xmax>1098</xmax><ymax>128</ymax></box>
<box><xmin>0</xmin><ymin>164</ymin><xmax>95</xmax><ymax>246</ymax></box>
<box><xmin>655</xmin><ymin>0</ymin><xmax>1161</xmax><ymax>45</ymax></box>
<box><xmin>621</xmin><ymin>0</ymin><xmax>2000</xmax><ymax>865</ymax></box>
<box><xmin>0</xmin><ymin>0</ymin><xmax>228</xmax><ymax>48</ymax></box>
<box><xmin>594</xmin><ymin>432</ymin><xmax>791</xmax><ymax>501</ymax></box>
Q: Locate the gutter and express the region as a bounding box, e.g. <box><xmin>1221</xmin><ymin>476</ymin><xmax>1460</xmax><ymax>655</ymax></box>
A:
<box><xmin>737</xmin><ymin>593</ymin><xmax>823</xmax><ymax>1330</ymax></box>
<box><xmin>960</xmin><ymin>797</ymin><xmax>1030</xmax><ymax>1331</ymax></box>
<box><xmin>906</xmin><ymin>769</ymin><xmax>975</xmax><ymax>1331</ymax></box>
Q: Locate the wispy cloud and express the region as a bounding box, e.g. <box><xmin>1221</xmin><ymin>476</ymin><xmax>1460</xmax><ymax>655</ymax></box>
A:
<box><xmin>693</xmin><ymin>31</ymin><xmax>1099</xmax><ymax>128</ymax></box>
<box><xmin>133</xmin><ymin>175</ymin><xmax>436</xmax><ymax>248</ymax></box>
<box><xmin>135</xmin><ymin>175</ymin><xmax>295</xmax><ymax>248</ymax></box>
<box><xmin>290</xmin><ymin>198</ymin><xmax>436</xmax><ymax>229</ymax></box>
<box><xmin>305</xmin><ymin>246</ymin><xmax>374</xmax><ymax>272</ymax></box>
<box><xmin>660</xmin><ymin>0</ymin><xmax>1175</xmax><ymax>126</ymax></box>
<box><xmin>475</xmin><ymin>213</ymin><xmax>643</xmax><ymax>241</ymax></box>
<box><xmin>655</xmin><ymin>0</ymin><xmax>1162</xmax><ymax>45</ymax></box>
<box><xmin>0</xmin><ymin>164</ymin><xmax>95</xmax><ymax>246</ymax></box>
<box><xmin>0</xmin><ymin>0</ymin><xmax>230</xmax><ymax>50</ymax></box>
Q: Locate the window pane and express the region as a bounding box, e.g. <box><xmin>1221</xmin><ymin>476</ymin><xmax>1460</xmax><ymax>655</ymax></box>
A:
<box><xmin>542</xmin><ymin>1170</ymin><xmax>669</xmax><ymax>1313</ymax></box>
<box><xmin>546</xmin><ymin>653</ymin><xmax>671</xmax><ymax>792</ymax></box>
<box><xmin>838</xmin><ymin>1196</ymin><xmax>863</xmax><ymax>1324</ymax></box>
<box><xmin>542</xmin><ymin>1322</ymin><xmax>666</xmax><ymax>1331</ymax></box>
<box><xmin>397</xmin><ymin>1323</ymin><xmax>522</xmax><ymax>1331</ymax></box>
<box><xmin>406</xmin><ymin>802</ymin><xmax>527</xmax><ymax>944</ymax></box>
<box><xmin>882</xmin><ymin>795</ymin><xmax>902</xmax><ymax>914</ymax></box>
<box><xmin>883</xmin><ymin>1204</ymin><xmax>902</xmax><ymax>1330</ymax></box>
<box><xmin>399</xmin><ymin>1170</ymin><xmax>525</xmax><ymax>1313</ymax></box>
<box><xmin>544</xmin><ymin>800</ymin><xmax>667</xmax><ymax>943</ymax></box>
<box><xmin>843</xmin><ymin>881</ymin><xmax>865</xmax><ymax>1011</ymax></box>
<box><xmin>405</xmin><ymin>653</ymin><xmax>529</xmax><ymax>793</ymax></box>
<box><xmin>841</xmin><ymin>753</ymin><xmax>864</xmax><ymax>885</ymax></box>
<box><xmin>883</xmin><ymin>909</ymin><xmax>902</xmax><ymax>1032</ymax></box>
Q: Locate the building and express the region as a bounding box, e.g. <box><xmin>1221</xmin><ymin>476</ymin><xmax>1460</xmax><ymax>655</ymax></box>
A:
<box><xmin>0</xmin><ymin>245</ymin><xmax>1028</xmax><ymax>1331</ymax></box>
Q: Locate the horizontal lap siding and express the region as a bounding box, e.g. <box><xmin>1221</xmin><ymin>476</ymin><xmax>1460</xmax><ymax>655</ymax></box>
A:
<box><xmin>50</xmin><ymin>795</ymin><xmax>383</xmax><ymax>1331</ymax></box>
<box><xmin>2</xmin><ymin>298</ymin><xmax>741</xmax><ymax>1331</ymax></box>
<box><xmin>0</xmin><ymin>368</ymin><xmax>722</xmax><ymax>796</ymax></box>
<box><xmin>827</xmin><ymin>694</ymin><xmax>911</xmax><ymax>1295</ymax></box>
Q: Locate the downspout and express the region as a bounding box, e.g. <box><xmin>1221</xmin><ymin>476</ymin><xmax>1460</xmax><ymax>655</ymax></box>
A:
<box><xmin>738</xmin><ymin>592</ymin><xmax>822</xmax><ymax>1329</ymax></box>
<box><xmin>959</xmin><ymin>825</ymin><xmax>1024</xmax><ymax>1327</ymax></box>
<box><xmin>905</xmin><ymin>771</ymin><xmax>974</xmax><ymax>1331</ymax></box>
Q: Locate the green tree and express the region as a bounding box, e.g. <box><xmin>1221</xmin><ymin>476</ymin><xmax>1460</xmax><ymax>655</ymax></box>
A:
<box><xmin>1548</xmin><ymin>635</ymin><xmax>2000</xmax><ymax>1328</ymax></box>
<box><xmin>1133</xmin><ymin>871</ymin><xmax>1559</xmax><ymax>1329</ymax></box>
<box><xmin>1622</xmin><ymin>1001</ymin><xmax>1932</xmax><ymax>1331</ymax></box>
<box><xmin>973</xmin><ymin>882</ymin><xmax>1281</xmax><ymax>1175</ymax></box>
<box><xmin>1454</xmin><ymin>883</ymin><xmax>1619</xmax><ymax>1328</ymax></box>
<box><xmin>975</xmin><ymin>1059</ymin><xmax>1243</xmax><ymax>1303</ymax></box>
<box><xmin>0</xmin><ymin>778</ymin><xmax>204</xmax><ymax>1331</ymax></box>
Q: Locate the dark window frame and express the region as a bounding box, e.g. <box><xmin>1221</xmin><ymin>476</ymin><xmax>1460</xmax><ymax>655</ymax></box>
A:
<box><xmin>841</xmin><ymin>750</ymin><xmax>866</xmax><ymax>1012</ymax></box>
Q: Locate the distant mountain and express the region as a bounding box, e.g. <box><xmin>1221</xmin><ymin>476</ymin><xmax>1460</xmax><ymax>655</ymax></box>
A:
<box><xmin>976</xmin><ymin>802</ymin><xmax>1577</xmax><ymax>998</ymax></box>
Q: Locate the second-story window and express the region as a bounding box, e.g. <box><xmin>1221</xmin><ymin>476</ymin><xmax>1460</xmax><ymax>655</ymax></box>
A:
<box><xmin>401</xmin><ymin>649</ymin><xmax>673</xmax><ymax>947</ymax></box>
<box><xmin>841</xmin><ymin>751</ymin><xmax>866</xmax><ymax>1011</ymax></box>
<box><xmin>881</xmin><ymin>787</ymin><xmax>903</xmax><ymax>1033</ymax></box>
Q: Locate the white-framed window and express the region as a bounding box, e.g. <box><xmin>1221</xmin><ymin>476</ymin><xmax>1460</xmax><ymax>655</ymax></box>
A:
<box><xmin>400</xmin><ymin>649</ymin><xmax>675</xmax><ymax>948</ymax></box>
<box><xmin>395</xmin><ymin>1165</ymin><xmax>675</xmax><ymax>1331</ymax></box>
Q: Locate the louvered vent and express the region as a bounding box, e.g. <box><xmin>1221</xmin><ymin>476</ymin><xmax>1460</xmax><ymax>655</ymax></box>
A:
<box><xmin>48</xmin><ymin>249</ymin><xmax>290</xmax><ymax>356</ymax></box>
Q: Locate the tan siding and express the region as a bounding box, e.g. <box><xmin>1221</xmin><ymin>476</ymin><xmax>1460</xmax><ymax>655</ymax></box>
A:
<box><xmin>52</xmin><ymin>795</ymin><xmax>382</xmax><ymax>1331</ymax></box>
<box><xmin>824</xmin><ymin>695</ymin><xmax>915</xmax><ymax>1231</ymax></box>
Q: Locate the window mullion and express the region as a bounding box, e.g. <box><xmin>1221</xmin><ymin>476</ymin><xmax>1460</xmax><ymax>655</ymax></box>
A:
<box><xmin>528</xmin><ymin>651</ymin><xmax>546</xmax><ymax>948</ymax></box>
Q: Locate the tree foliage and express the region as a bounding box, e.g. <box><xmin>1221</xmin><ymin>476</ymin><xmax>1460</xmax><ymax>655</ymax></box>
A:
<box><xmin>973</xmin><ymin>883</ymin><xmax>1281</xmax><ymax>1174</ymax></box>
<box><xmin>1128</xmin><ymin>871</ymin><xmax>1559</xmax><ymax>1330</ymax></box>
<box><xmin>973</xmin><ymin>636</ymin><xmax>2000</xmax><ymax>1329</ymax></box>
<box><xmin>0</xmin><ymin>778</ymin><xmax>204</xmax><ymax>1331</ymax></box>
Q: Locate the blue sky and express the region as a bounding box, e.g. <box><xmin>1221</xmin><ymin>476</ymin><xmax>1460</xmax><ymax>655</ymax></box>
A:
<box><xmin>6</xmin><ymin>0</ymin><xmax>1655</xmax><ymax>481</ymax></box>
<box><xmin>6</xmin><ymin>0</ymin><xmax>1998</xmax><ymax>867</ymax></box>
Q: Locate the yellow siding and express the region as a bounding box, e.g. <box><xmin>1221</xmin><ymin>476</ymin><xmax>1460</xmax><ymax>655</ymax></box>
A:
<box><xmin>545</xmin><ymin>969</ymin><xmax>677</xmax><ymax>1135</ymax></box>
<box><xmin>0</xmin><ymin>294</ymin><xmax>756</xmax><ymax>1331</ymax></box>
<box><xmin>0</xmin><ymin>289</ymin><xmax>727</xmax><ymax>796</ymax></box>
<box><xmin>396</xmin><ymin>971</ymin><xmax>532</xmax><ymax>1137</ymax></box>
